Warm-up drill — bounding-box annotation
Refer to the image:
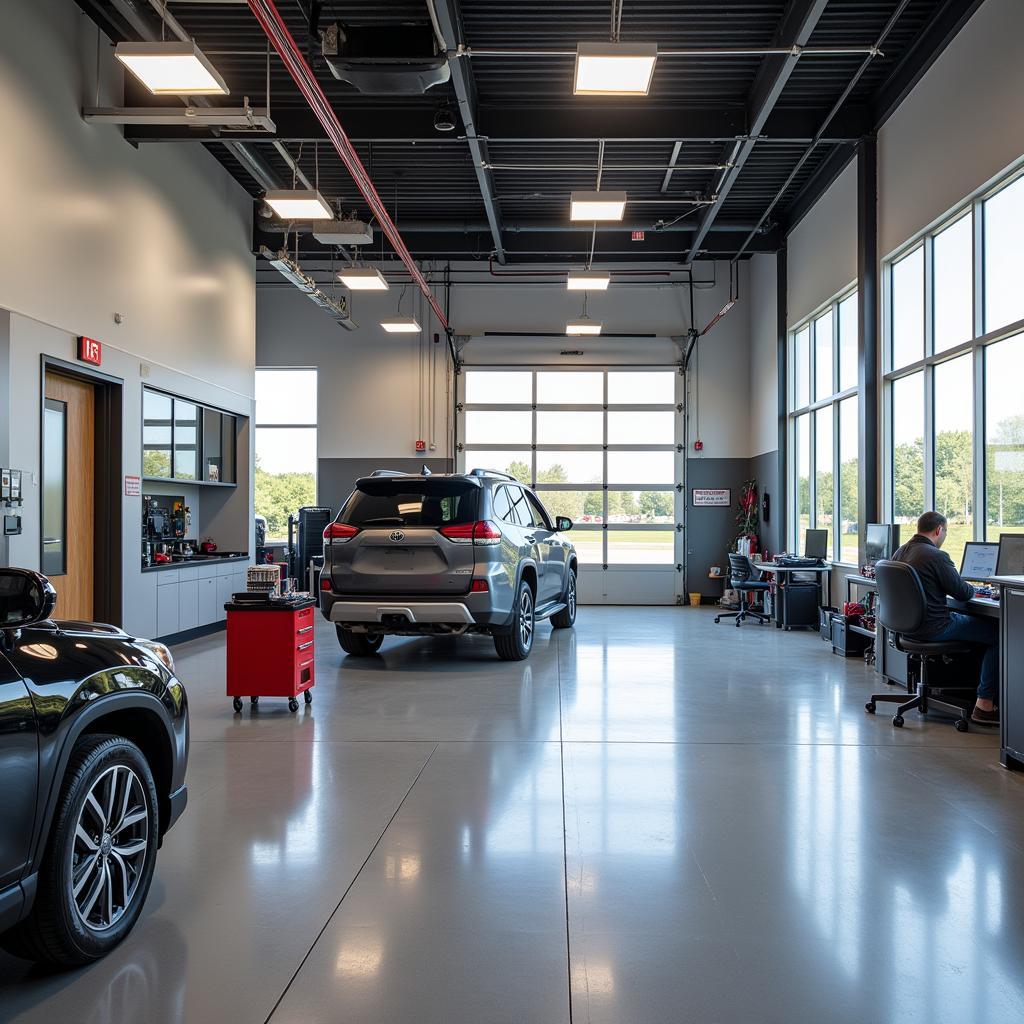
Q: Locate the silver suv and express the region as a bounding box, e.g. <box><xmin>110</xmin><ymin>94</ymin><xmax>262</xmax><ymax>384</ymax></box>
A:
<box><xmin>320</xmin><ymin>469</ymin><xmax>578</xmax><ymax>660</ymax></box>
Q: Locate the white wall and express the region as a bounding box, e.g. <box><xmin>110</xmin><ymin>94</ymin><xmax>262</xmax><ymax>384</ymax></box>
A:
<box><xmin>748</xmin><ymin>254</ymin><xmax>778</xmax><ymax>457</ymax></box>
<box><xmin>257</xmin><ymin>259</ymin><xmax>753</xmax><ymax>461</ymax></box>
<box><xmin>879</xmin><ymin>0</ymin><xmax>1024</xmax><ymax>257</ymax></box>
<box><xmin>0</xmin><ymin>0</ymin><xmax>255</xmax><ymax>397</ymax></box>
<box><xmin>786</xmin><ymin>161</ymin><xmax>857</xmax><ymax>328</ymax></box>
<box><xmin>0</xmin><ymin>0</ymin><xmax>257</xmax><ymax>635</ymax></box>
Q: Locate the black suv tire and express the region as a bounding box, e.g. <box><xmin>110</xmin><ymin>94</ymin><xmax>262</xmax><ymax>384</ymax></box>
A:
<box><xmin>494</xmin><ymin>579</ymin><xmax>535</xmax><ymax>661</ymax></box>
<box><xmin>551</xmin><ymin>568</ymin><xmax>577</xmax><ymax>629</ymax></box>
<box><xmin>336</xmin><ymin>626</ymin><xmax>384</xmax><ymax>656</ymax></box>
<box><xmin>1</xmin><ymin>734</ymin><xmax>160</xmax><ymax>967</ymax></box>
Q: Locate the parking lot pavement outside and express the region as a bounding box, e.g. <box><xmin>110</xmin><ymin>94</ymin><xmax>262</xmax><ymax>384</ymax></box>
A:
<box><xmin>3</xmin><ymin>607</ymin><xmax>1024</xmax><ymax>1023</ymax></box>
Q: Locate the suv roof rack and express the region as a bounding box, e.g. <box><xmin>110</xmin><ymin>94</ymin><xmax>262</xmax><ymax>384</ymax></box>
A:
<box><xmin>470</xmin><ymin>468</ymin><xmax>517</xmax><ymax>481</ymax></box>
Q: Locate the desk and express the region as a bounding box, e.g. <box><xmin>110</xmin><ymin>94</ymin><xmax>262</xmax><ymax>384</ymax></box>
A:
<box><xmin>756</xmin><ymin>563</ymin><xmax>832</xmax><ymax>630</ymax></box>
<box><xmin>992</xmin><ymin>575</ymin><xmax>1024</xmax><ymax>771</ymax></box>
<box><xmin>947</xmin><ymin>594</ymin><xmax>1000</xmax><ymax>619</ymax></box>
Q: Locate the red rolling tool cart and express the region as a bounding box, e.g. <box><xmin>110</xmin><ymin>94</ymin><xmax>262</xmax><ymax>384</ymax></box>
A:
<box><xmin>225</xmin><ymin>596</ymin><xmax>316</xmax><ymax>713</ymax></box>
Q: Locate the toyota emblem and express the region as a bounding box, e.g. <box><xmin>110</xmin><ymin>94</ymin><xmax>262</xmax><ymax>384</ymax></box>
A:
<box><xmin>389</xmin><ymin>530</ymin><xmax>406</xmax><ymax>542</ymax></box>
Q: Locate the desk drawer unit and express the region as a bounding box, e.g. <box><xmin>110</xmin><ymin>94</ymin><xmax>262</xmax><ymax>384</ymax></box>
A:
<box><xmin>225</xmin><ymin>600</ymin><xmax>316</xmax><ymax>713</ymax></box>
<box><xmin>1001</xmin><ymin>585</ymin><xmax>1024</xmax><ymax>770</ymax></box>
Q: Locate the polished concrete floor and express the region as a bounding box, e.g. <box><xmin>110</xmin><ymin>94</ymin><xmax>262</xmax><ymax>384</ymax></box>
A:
<box><xmin>3</xmin><ymin>607</ymin><xmax>1024</xmax><ymax>1023</ymax></box>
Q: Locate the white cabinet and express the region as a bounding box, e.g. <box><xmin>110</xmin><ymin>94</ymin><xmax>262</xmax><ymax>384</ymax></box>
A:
<box><xmin>198</xmin><ymin>576</ymin><xmax>217</xmax><ymax>626</ymax></box>
<box><xmin>157</xmin><ymin>584</ymin><xmax>179</xmax><ymax>637</ymax></box>
<box><xmin>178</xmin><ymin>579</ymin><xmax>199</xmax><ymax>632</ymax></box>
<box><xmin>127</xmin><ymin>573</ymin><xmax>159</xmax><ymax>640</ymax></box>
<box><xmin>216</xmin><ymin>573</ymin><xmax>233</xmax><ymax>611</ymax></box>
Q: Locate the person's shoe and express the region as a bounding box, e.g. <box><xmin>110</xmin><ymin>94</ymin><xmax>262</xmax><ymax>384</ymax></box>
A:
<box><xmin>971</xmin><ymin>704</ymin><xmax>1000</xmax><ymax>726</ymax></box>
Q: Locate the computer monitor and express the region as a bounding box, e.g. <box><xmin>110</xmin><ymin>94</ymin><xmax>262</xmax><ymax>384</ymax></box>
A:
<box><xmin>996</xmin><ymin>533</ymin><xmax>1024</xmax><ymax>576</ymax></box>
<box><xmin>804</xmin><ymin>529</ymin><xmax>828</xmax><ymax>560</ymax></box>
<box><xmin>960</xmin><ymin>541</ymin><xmax>999</xmax><ymax>581</ymax></box>
<box><xmin>865</xmin><ymin>523</ymin><xmax>900</xmax><ymax>565</ymax></box>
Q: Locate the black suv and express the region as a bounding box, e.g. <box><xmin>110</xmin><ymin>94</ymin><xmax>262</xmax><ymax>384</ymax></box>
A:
<box><xmin>0</xmin><ymin>568</ymin><xmax>189</xmax><ymax>966</ymax></box>
<box><xmin>321</xmin><ymin>469</ymin><xmax>578</xmax><ymax>660</ymax></box>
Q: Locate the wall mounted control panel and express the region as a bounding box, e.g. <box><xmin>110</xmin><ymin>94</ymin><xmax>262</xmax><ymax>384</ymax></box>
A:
<box><xmin>0</xmin><ymin>467</ymin><xmax>25</xmax><ymax>536</ymax></box>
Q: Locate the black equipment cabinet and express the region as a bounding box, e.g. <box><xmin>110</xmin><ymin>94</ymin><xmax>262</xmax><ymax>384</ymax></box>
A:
<box><xmin>1000</xmin><ymin>582</ymin><xmax>1024</xmax><ymax>770</ymax></box>
<box><xmin>289</xmin><ymin>506</ymin><xmax>332</xmax><ymax>590</ymax></box>
<box><xmin>777</xmin><ymin>581</ymin><xmax>820</xmax><ymax>630</ymax></box>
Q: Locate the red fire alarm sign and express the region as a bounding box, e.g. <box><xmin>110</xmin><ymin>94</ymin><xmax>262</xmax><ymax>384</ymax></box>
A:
<box><xmin>415</xmin><ymin>439</ymin><xmax>426</xmax><ymax>452</ymax></box>
<box><xmin>631</xmin><ymin>230</ymin><xmax>645</xmax><ymax>241</ymax></box>
<box><xmin>77</xmin><ymin>336</ymin><xmax>102</xmax><ymax>366</ymax></box>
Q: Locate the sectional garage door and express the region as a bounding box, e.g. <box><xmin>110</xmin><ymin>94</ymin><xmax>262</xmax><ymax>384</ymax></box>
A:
<box><xmin>457</xmin><ymin>368</ymin><xmax>684</xmax><ymax>605</ymax></box>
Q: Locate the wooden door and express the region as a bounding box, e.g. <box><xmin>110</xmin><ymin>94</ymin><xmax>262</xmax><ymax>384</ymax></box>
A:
<box><xmin>44</xmin><ymin>373</ymin><xmax>95</xmax><ymax>620</ymax></box>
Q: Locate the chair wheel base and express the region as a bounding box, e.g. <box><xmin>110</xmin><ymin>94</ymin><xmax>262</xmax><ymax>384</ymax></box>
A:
<box><xmin>892</xmin><ymin>715</ymin><xmax>904</xmax><ymax>728</ymax></box>
<box><xmin>865</xmin><ymin>702</ymin><xmax>875</xmax><ymax>714</ymax></box>
<box><xmin>955</xmin><ymin>718</ymin><xmax>969</xmax><ymax>733</ymax></box>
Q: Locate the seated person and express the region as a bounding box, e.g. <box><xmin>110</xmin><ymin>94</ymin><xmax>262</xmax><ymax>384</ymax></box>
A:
<box><xmin>892</xmin><ymin>511</ymin><xmax>999</xmax><ymax>725</ymax></box>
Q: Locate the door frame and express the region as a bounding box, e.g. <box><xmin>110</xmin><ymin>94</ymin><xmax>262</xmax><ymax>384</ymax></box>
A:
<box><xmin>455</xmin><ymin>365</ymin><xmax>685</xmax><ymax>605</ymax></box>
<box><xmin>40</xmin><ymin>357</ymin><xmax>123</xmax><ymax>625</ymax></box>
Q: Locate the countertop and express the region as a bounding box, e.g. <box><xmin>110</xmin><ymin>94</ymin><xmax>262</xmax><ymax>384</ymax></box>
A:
<box><xmin>142</xmin><ymin>553</ymin><xmax>250</xmax><ymax>573</ymax></box>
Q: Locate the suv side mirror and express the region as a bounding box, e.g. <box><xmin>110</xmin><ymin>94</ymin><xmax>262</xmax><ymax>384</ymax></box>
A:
<box><xmin>555</xmin><ymin>516</ymin><xmax>573</xmax><ymax>532</ymax></box>
<box><xmin>0</xmin><ymin>569</ymin><xmax>57</xmax><ymax>630</ymax></box>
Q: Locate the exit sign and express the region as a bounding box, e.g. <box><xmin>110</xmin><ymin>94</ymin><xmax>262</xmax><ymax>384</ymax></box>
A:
<box><xmin>631</xmin><ymin>230</ymin><xmax>645</xmax><ymax>241</ymax></box>
<box><xmin>77</xmin><ymin>336</ymin><xmax>102</xmax><ymax>366</ymax></box>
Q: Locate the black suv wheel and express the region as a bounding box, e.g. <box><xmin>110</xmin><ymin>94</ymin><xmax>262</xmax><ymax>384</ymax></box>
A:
<box><xmin>336</xmin><ymin>626</ymin><xmax>384</xmax><ymax>656</ymax></box>
<box><xmin>551</xmin><ymin>569</ymin><xmax>577</xmax><ymax>629</ymax></box>
<box><xmin>2</xmin><ymin>734</ymin><xmax>159</xmax><ymax>966</ymax></box>
<box><xmin>494</xmin><ymin>580</ymin><xmax>535</xmax><ymax>661</ymax></box>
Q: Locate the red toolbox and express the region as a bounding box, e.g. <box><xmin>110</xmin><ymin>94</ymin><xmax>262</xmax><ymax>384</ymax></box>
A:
<box><xmin>225</xmin><ymin>597</ymin><xmax>316</xmax><ymax>713</ymax></box>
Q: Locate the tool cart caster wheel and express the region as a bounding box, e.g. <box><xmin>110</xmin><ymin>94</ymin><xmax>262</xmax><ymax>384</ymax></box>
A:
<box><xmin>892</xmin><ymin>715</ymin><xmax>904</xmax><ymax>728</ymax></box>
<box><xmin>288</xmin><ymin>698</ymin><xmax>299</xmax><ymax>713</ymax></box>
<box><xmin>304</xmin><ymin>690</ymin><xmax>313</xmax><ymax>705</ymax></box>
<box><xmin>250</xmin><ymin>696</ymin><xmax>259</xmax><ymax>706</ymax></box>
<box><xmin>955</xmin><ymin>718</ymin><xmax>969</xmax><ymax>733</ymax></box>
<box><xmin>865</xmin><ymin>702</ymin><xmax>876</xmax><ymax>714</ymax></box>
<box><xmin>232</xmin><ymin>697</ymin><xmax>243</xmax><ymax>713</ymax></box>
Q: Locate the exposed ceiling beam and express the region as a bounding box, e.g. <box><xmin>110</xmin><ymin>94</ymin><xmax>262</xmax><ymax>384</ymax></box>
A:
<box><xmin>428</xmin><ymin>0</ymin><xmax>506</xmax><ymax>264</ymax></box>
<box><xmin>123</xmin><ymin>105</ymin><xmax>869</xmax><ymax>146</ymax></box>
<box><xmin>870</xmin><ymin>0</ymin><xmax>987</xmax><ymax>128</ymax></box>
<box><xmin>684</xmin><ymin>0</ymin><xmax>830</xmax><ymax>262</ymax></box>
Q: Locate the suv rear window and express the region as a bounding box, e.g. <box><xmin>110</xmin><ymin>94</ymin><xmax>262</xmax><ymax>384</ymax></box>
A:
<box><xmin>340</xmin><ymin>480</ymin><xmax>479</xmax><ymax>528</ymax></box>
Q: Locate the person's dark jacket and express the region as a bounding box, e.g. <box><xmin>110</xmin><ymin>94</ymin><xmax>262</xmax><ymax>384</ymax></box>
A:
<box><xmin>891</xmin><ymin>534</ymin><xmax>974</xmax><ymax>637</ymax></box>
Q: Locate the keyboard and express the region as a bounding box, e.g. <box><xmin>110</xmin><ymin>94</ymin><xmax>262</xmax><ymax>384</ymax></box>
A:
<box><xmin>776</xmin><ymin>556</ymin><xmax>825</xmax><ymax>568</ymax></box>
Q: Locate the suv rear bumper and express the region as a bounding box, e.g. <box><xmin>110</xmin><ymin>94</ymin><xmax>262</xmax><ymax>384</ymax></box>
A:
<box><xmin>328</xmin><ymin>601</ymin><xmax>476</xmax><ymax>626</ymax></box>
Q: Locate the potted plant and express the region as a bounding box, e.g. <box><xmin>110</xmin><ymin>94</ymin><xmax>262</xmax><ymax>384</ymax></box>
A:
<box><xmin>735</xmin><ymin>479</ymin><xmax>759</xmax><ymax>556</ymax></box>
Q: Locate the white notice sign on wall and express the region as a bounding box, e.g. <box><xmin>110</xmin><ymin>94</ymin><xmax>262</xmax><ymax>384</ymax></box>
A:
<box><xmin>692</xmin><ymin>488</ymin><xmax>731</xmax><ymax>507</ymax></box>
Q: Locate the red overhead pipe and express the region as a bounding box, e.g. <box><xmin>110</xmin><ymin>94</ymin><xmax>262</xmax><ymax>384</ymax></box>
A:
<box><xmin>245</xmin><ymin>0</ymin><xmax>449</xmax><ymax>332</ymax></box>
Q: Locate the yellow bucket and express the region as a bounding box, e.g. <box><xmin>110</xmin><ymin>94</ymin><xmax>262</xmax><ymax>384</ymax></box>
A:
<box><xmin>689</xmin><ymin>592</ymin><xmax>702</xmax><ymax>607</ymax></box>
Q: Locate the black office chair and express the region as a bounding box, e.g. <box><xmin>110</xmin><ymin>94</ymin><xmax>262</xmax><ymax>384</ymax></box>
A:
<box><xmin>865</xmin><ymin>559</ymin><xmax>974</xmax><ymax>731</ymax></box>
<box><xmin>715</xmin><ymin>553</ymin><xmax>770</xmax><ymax>627</ymax></box>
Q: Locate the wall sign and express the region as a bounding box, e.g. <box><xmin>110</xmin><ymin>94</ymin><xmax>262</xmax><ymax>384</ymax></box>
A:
<box><xmin>78</xmin><ymin>336</ymin><xmax>102</xmax><ymax>366</ymax></box>
<box><xmin>124</xmin><ymin>475</ymin><xmax>141</xmax><ymax>496</ymax></box>
<box><xmin>692</xmin><ymin>488</ymin><xmax>731</xmax><ymax>507</ymax></box>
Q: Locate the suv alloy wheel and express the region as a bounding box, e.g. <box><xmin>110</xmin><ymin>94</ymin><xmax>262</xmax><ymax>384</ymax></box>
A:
<box><xmin>494</xmin><ymin>579</ymin><xmax>535</xmax><ymax>661</ymax></box>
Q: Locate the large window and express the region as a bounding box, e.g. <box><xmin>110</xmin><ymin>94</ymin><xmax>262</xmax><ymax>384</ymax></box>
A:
<box><xmin>255</xmin><ymin>369</ymin><xmax>317</xmax><ymax>542</ymax></box>
<box><xmin>788</xmin><ymin>290</ymin><xmax>859</xmax><ymax>562</ymax></box>
<box><xmin>884</xmin><ymin>167</ymin><xmax>1024</xmax><ymax>565</ymax></box>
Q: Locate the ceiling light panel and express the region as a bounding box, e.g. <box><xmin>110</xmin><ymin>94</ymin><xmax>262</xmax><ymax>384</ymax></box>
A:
<box><xmin>114</xmin><ymin>41</ymin><xmax>229</xmax><ymax>96</ymax></box>
<box><xmin>567</xmin><ymin>271</ymin><xmax>611</xmax><ymax>291</ymax></box>
<box><xmin>380</xmin><ymin>316</ymin><xmax>421</xmax><ymax>333</ymax></box>
<box><xmin>574</xmin><ymin>42</ymin><xmax>657</xmax><ymax>96</ymax></box>
<box><xmin>566</xmin><ymin>319</ymin><xmax>603</xmax><ymax>336</ymax></box>
<box><xmin>264</xmin><ymin>189</ymin><xmax>334</xmax><ymax>220</ymax></box>
<box><xmin>570</xmin><ymin>190</ymin><xmax>627</xmax><ymax>221</ymax></box>
<box><xmin>338</xmin><ymin>267</ymin><xmax>389</xmax><ymax>290</ymax></box>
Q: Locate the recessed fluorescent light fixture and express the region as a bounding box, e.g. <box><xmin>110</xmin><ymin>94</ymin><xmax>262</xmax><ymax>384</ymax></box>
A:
<box><xmin>380</xmin><ymin>316</ymin><xmax>421</xmax><ymax>333</ymax></box>
<box><xmin>566</xmin><ymin>318</ymin><xmax>603</xmax><ymax>336</ymax></box>
<box><xmin>338</xmin><ymin>267</ymin><xmax>389</xmax><ymax>291</ymax></box>
<box><xmin>264</xmin><ymin>189</ymin><xmax>334</xmax><ymax>220</ymax></box>
<box><xmin>574</xmin><ymin>42</ymin><xmax>657</xmax><ymax>96</ymax></box>
<box><xmin>114</xmin><ymin>41</ymin><xmax>229</xmax><ymax>96</ymax></box>
<box><xmin>570</xmin><ymin>190</ymin><xmax>627</xmax><ymax>221</ymax></box>
<box><xmin>567</xmin><ymin>270</ymin><xmax>611</xmax><ymax>291</ymax></box>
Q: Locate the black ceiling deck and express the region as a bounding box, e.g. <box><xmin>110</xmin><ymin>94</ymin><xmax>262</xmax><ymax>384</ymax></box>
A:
<box><xmin>78</xmin><ymin>0</ymin><xmax>983</xmax><ymax>263</ymax></box>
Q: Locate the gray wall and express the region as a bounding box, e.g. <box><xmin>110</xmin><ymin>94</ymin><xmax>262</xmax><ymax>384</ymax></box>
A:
<box><xmin>685</xmin><ymin>458</ymin><xmax>751</xmax><ymax>598</ymax></box>
<box><xmin>749</xmin><ymin>450</ymin><xmax>782</xmax><ymax>557</ymax></box>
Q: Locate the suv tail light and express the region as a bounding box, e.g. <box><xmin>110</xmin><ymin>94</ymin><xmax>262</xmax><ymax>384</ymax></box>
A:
<box><xmin>439</xmin><ymin>520</ymin><xmax>502</xmax><ymax>546</ymax></box>
<box><xmin>324</xmin><ymin>522</ymin><xmax>359</xmax><ymax>543</ymax></box>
